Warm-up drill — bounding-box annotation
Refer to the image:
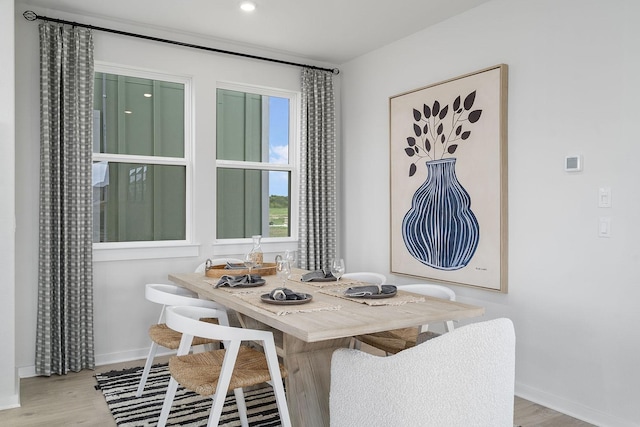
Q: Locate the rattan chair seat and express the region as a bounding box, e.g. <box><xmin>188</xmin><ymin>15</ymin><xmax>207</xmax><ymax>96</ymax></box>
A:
<box><xmin>168</xmin><ymin>346</ymin><xmax>288</xmax><ymax>396</ymax></box>
<box><xmin>353</xmin><ymin>284</ymin><xmax>455</xmax><ymax>355</ymax></box>
<box><xmin>149</xmin><ymin>318</ymin><xmax>218</xmax><ymax>349</ymax></box>
<box><xmin>356</xmin><ymin>327</ymin><xmax>440</xmax><ymax>354</ymax></box>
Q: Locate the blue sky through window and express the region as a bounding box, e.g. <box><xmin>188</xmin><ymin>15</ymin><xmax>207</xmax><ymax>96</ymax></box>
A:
<box><xmin>268</xmin><ymin>96</ymin><xmax>289</xmax><ymax>196</ymax></box>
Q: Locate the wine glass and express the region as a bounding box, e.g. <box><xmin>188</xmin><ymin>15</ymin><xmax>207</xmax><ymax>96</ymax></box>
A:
<box><xmin>331</xmin><ymin>258</ymin><xmax>345</xmax><ymax>281</ymax></box>
<box><xmin>284</xmin><ymin>250</ymin><xmax>296</xmax><ymax>262</ymax></box>
<box><xmin>276</xmin><ymin>259</ymin><xmax>291</xmax><ymax>285</ymax></box>
<box><xmin>244</xmin><ymin>252</ymin><xmax>257</xmax><ymax>275</ymax></box>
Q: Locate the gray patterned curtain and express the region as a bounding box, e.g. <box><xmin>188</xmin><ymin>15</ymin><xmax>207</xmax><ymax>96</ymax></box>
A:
<box><xmin>298</xmin><ymin>69</ymin><xmax>337</xmax><ymax>271</ymax></box>
<box><xmin>36</xmin><ymin>23</ymin><xmax>95</xmax><ymax>376</ymax></box>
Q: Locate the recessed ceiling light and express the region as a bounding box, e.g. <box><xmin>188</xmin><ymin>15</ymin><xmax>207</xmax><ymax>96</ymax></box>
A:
<box><xmin>143</xmin><ymin>93</ymin><xmax>152</xmax><ymax>98</ymax></box>
<box><xmin>240</xmin><ymin>1</ymin><xmax>256</xmax><ymax>12</ymax></box>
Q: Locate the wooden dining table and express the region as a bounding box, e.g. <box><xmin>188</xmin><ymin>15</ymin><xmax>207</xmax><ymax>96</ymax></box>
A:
<box><xmin>169</xmin><ymin>269</ymin><xmax>484</xmax><ymax>427</ymax></box>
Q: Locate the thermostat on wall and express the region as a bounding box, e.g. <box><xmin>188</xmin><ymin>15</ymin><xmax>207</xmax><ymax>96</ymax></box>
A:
<box><xmin>564</xmin><ymin>155</ymin><xmax>582</xmax><ymax>172</ymax></box>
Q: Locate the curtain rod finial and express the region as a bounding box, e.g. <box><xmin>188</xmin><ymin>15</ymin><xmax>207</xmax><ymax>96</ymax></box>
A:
<box><xmin>23</xmin><ymin>10</ymin><xmax>38</xmax><ymax>21</ymax></box>
<box><xmin>332</xmin><ymin>68</ymin><xmax>340</xmax><ymax>75</ymax></box>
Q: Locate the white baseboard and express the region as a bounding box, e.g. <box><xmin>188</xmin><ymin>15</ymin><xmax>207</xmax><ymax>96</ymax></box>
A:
<box><xmin>93</xmin><ymin>347</ymin><xmax>166</xmax><ymax>367</ymax></box>
<box><xmin>0</xmin><ymin>395</ymin><xmax>20</xmax><ymax>411</ymax></box>
<box><xmin>18</xmin><ymin>365</ymin><xmax>35</xmax><ymax>379</ymax></box>
<box><xmin>18</xmin><ymin>347</ymin><xmax>175</xmax><ymax>379</ymax></box>
<box><xmin>0</xmin><ymin>369</ymin><xmax>20</xmax><ymax>410</ymax></box>
<box><xmin>515</xmin><ymin>381</ymin><xmax>635</xmax><ymax>427</ymax></box>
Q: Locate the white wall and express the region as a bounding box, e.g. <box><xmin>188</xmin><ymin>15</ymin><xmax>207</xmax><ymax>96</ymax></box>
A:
<box><xmin>13</xmin><ymin>6</ymin><xmax>338</xmax><ymax>374</ymax></box>
<box><xmin>339</xmin><ymin>0</ymin><xmax>640</xmax><ymax>426</ymax></box>
<box><xmin>0</xmin><ymin>0</ymin><xmax>18</xmax><ymax>411</ymax></box>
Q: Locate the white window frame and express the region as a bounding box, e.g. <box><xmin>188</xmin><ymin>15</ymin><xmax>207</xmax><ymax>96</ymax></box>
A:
<box><xmin>92</xmin><ymin>63</ymin><xmax>197</xmax><ymax>262</ymax></box>
<box><xmin>214</xmin><ymin>81</ymin><xmax>300</xmax><ymax>256</ymax></box>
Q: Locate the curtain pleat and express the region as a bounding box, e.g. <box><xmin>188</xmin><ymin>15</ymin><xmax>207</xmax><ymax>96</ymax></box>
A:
<box><xmin>36</xmin><ymin>23</ymin><xmax>95</xmax><ymax>376</ymax></box>
<box><xmin>299</xmin><ymin>69</ymin><xmax>337</xmax><ymax>271</ymax></box>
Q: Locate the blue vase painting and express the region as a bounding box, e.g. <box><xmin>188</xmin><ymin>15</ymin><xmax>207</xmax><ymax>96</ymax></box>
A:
<box><xmin>400</xmin><ymin>90</ymin><xmax>483</xmax><ymax>270</ymax></box>
<box><xmin>402</xmin><ymin>158</ymin><xmax>479</xmax><ymax>270</ymax></box>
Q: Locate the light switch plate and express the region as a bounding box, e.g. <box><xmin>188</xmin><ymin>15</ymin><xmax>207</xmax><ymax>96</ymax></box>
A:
<box><xmin>598</xmin><ymin>187</ymin><xmax>611</xmax><ymax>208</ymax></box>
<box><xmin>599</xmin><ymin>217</ymin><xmax>611</xmax><ymax>238</ymax></box>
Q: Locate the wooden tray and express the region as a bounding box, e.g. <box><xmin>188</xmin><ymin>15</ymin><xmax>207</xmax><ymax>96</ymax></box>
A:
<box><xmin>205</xmin><ymin>262</ymin><xmax>277</xmax><ymax>278</ymax></box>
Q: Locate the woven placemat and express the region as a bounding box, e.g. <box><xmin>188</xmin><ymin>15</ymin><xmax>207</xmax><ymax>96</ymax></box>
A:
<box><xmin>205</xmin><ymin>277</ymin><xmax>342</xmax><ymax>315</ymax></box>
<box><xmin>318</xmin><ymin>284</ymin><xmax>425</xmax><ymax>306</ymax></box>
<box><xmin>231</xmin><ymin>290</ymin><xmax>342</xmax><ymax>316</ymax></box>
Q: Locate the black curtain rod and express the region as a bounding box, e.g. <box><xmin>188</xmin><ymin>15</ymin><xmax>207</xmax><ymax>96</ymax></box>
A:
<box><xmin>23</xmin><ymin>10</ymin><xmax>339</xmax><ymax>75</ymax></box>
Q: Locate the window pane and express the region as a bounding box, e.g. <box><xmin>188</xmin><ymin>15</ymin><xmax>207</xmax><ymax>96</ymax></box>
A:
<box><xmin>216</xmin><ymin>89</ymin><xmax>289</xmax><ymax>163</ymax></box>
<box><xmin>268</xmin><ymin>96</ymin><xmax>289</xmax><ymax>164</ymax></box>
<box><xmin>268</xmin><ymin>170</ymin><xmax>291</xmax><ymax>238</ymax></box>
<box><xmin>93</xmin><ymin>162</ymin><xmax>186</xmax><ymax>242</ymax></box>
<box><xmin>216</xmin><ymin>168</ymin><xmax>290</xmax><ymax>239</ymax></box>
<box><xmin>216</xmin><ymin>85</ymin><xmax>295</xmax><ymax>242</ymax></box>
<box><xmin>93</xmin><ymin>73</ymin><xmax>184</xmax><ymax>158</ymax></box>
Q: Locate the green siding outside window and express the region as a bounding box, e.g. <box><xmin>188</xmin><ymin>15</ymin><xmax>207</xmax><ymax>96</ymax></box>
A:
<box><xmin>92</xmin><ymin>72</ymin><xmax>187</xmax><ymax>243</ymax></box>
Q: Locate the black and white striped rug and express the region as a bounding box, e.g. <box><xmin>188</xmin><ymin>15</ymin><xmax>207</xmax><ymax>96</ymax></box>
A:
<box><xmin>95</xmin><ymin>363</ymin><xmax>282</xmax><ymax>426</ymax></box>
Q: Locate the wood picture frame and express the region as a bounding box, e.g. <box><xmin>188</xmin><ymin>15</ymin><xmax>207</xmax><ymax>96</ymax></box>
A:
<box><xmin>389</xmin><ymin>64</ymin><xmax>508</xmax><ymax>292</ymax></box>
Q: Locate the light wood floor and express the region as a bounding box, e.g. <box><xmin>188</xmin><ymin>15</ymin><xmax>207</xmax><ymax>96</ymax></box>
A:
<box><xmin>0</xmin><ymin>356</ymin><xmax>595</xmax><ymax>426</ymax></box>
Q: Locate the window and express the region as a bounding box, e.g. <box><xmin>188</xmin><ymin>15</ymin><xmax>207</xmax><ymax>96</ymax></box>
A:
<box><xmin>92</xmin><ymin>67</ymin><xmax>191</xmax><ymax>246</ymax></box>
<box><xmin>215</xmin><ymin>84</ymin><xmax>298</xmax><ymax>241</ymax></box>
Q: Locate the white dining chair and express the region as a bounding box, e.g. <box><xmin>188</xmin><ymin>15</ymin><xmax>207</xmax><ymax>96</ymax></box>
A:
<box><xmin>194</xmin><ymin>257</ymin><xmax>245</xmax><ymax>273</ymax></box>
<box><xmin>353</xmin><ymin>283</ymin><xmax>456</xmax><ymax>354</ymax></box>
<box><xmin>398</xmin><ymin>283</ymin><xmax>456</xmax><ymax>333</ymax></box>
<box><xmin>157</xmin><ymin>305</ymin><xmax>291</xmax><ymax>427</ymax></box>
<box><xmin>341</xmin><ymin>271</ymin><xmax>387</xmax><ymax>284</ymax></box>
<box><xmin>135</xmin><ymin>284</ymin><xmax>228</xmax><ymax>397</ymax></box>
<box><xmin>331</xmin><ymin>318</ymin><xmax>516</xmax><ymax>427</ymax></box>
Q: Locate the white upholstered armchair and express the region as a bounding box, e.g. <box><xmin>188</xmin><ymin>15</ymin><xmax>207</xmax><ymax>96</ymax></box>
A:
<box><xmin>330</xmin><ymin>318</ymin><xmax>516</xmax><ymax>427</ymax></box>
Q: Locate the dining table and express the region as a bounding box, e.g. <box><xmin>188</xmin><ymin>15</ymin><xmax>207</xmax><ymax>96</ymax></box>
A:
<box><xmin>169</xmin><ymin>268</ymin><xmax>485</xmax><ymax>427</ymax></box>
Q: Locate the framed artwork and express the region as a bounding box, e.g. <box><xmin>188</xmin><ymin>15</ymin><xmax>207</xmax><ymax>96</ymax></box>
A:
<box><xmin>389</xmin><ymin>64</ymin><xmax>508</xmax><ymax>292</ymax></box>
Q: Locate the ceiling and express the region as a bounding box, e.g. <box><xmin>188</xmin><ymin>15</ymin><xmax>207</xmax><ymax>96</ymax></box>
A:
<box><xmin>18</xmin><ymin>0</ymin><xmax>491</xmax><ymax>65</ymax></box>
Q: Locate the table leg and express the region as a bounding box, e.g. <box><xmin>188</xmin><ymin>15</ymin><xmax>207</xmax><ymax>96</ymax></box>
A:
<box><xmin>233</xmin><ymin>313</ymin><xmax>351</xmax><ymax>426</ymax></box>
<box><xmin>282</xmin><ymin>334</ymin><xmax>352</xmax><ymax>427</ymax></box>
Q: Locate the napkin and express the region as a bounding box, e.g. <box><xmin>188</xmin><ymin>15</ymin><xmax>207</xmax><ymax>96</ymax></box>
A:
<box><xmin>215</xmin><ymin>274</ymin><xmax>262</xmax><ymax>287</ymax></box>
<box><xmin>344</xmin><ymin>284</ymin><xmax>397</xmax><ymax>297</ymax></box>
<box><xmin>269</xmin><ymin>287</ymin><xmax>307</xmax><ymax>301</ymax></box>
<box><xmin>301</xmin><ymin>270</ymin><xmax>335</xmax><ymax>282</ymax></box>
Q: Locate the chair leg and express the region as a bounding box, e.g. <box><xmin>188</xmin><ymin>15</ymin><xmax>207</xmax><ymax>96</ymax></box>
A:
<box><xmin>233</xmin><ymin>388</ymin><xmax>249</xmax><ymax>427</ymax></box>
<box><xmin>206</xmin><ymin>390</ymin><xmax>229</xmax><ymax>427</ymax></box>
<box><xmin>136</xmin><ymin>341</ymin><xmax>159</xmax><ymax>397</ymax></box>
<box><xmin>157</xmin><ymin>377</ymin><xmax>179</xmax><ymax>427</ymax></box>
<box><xmin>207</xmin><ymin>342</ymin><xmax>240</xmax><ymax>427</ymax></box>
<box><xmin>445</xmin><ymin>320</ymin><xmax>455</xmax><ymax>332</ymax></box>
<box><xmin>263</xmin><ymin>344</ymin><xmax>291</xmax><ymax>427</ymax></box>
<box><xmin>350</xmin><ymin>338</ymin><xmax>362</xmax><ymax>350</ymax></box>
<box><xmin>271</xmin><ymin>377</ymin><xmax>291</xmax><ymax>427</ymax></box>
